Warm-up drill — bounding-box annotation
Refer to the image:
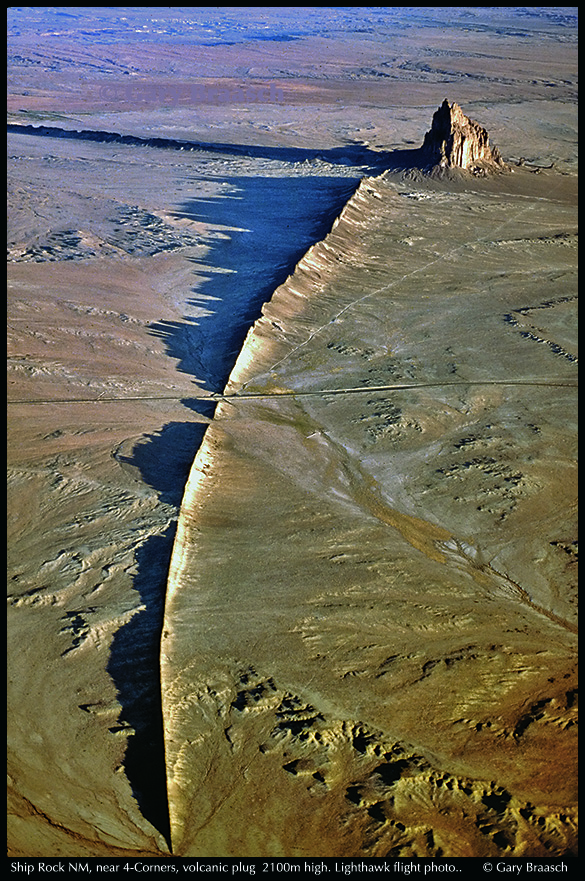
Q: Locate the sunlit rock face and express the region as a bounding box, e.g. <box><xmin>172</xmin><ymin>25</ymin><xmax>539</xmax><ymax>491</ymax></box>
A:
<box><xmin>7</xmin><ymin>5</ymin><xmax>578</xmax><ymax>861</ymax></box>
<box><xmin>421</xmin><ymin>99</ymin><xmax>506</xmax><ymax>172</ymax></box>
<box><xmin>163</xmin><ymin>166</ymin><xmax>577</xmax><ymax>857</ymax></box>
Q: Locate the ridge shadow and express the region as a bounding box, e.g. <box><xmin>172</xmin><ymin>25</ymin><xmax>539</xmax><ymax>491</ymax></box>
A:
<box><xmin>105</xmin><ymin>166</ymin><xmax>361</xmax><ymax>843</ymax></box>
<box><xmin>7</xmin><ymin>121</ymin><xmax>406</xmax><ymax>172</ymax></box>
<box><xmin>107</xmin><ymin>402</ymin><xmax>215</xmax><ymax>849</ymax></box>
<box><xmin>148</xmin><ymin>173</ymin><xmax>360</xmax><ymax>391</ymax></box>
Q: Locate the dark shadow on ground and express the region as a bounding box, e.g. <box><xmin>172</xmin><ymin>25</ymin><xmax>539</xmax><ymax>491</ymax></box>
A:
<box><xmin>107</xmin><ymin>400</ymin><xmax>215</xmax><ymax>846</ymax></box>
<box><xmin>105</xmin><ymin>172</ymin><xmax>359</xmax><ymax>842</ymax></box>
<box><xmin>148</xmin><ymin>173</ymin><xmax>360</xmax><ymax>390</ymax></box>
<box><xmin>7</xmin><ymin>122</ymin><xmax>406</xmax><ymax>172</ymax></box>
<box><xmin>106</xmin><ymin>527</ymin><xmax>175</xmax><ymax>849</ymax></box>
<box><xmin>114</xmin><ymin>402</ymin><xmax>216</xmax><ymax>506</ymax></box>
<box><xmin>105</xmin><ymin>163</ymin><xmax>364</xmax><ymax>844</ymax></box>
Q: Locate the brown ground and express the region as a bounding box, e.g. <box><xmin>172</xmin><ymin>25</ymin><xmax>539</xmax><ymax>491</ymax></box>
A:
<box><xmin>7</xmin><ymin>7</ymin><xmax>577</xmax><ymax>859</ymax></box>
<box><xmin>164</xmin><ymin>167</ymin><xmax>577</xmax><ymax>857</ymax></box>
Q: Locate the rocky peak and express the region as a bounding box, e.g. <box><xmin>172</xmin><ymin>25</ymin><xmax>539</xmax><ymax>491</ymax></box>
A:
<box><xmin>421</xmin><ymin>99</ymin><xmax>506</xmax><ymax>173</ymax></box>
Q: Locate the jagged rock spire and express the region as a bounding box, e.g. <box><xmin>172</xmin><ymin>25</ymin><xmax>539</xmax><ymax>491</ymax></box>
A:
<box><xmin>421</xmin><ymin>99</ymin><xmax>506</xmax><ymax>173</ymax></box>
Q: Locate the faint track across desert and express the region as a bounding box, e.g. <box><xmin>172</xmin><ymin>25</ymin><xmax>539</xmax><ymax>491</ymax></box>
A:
<box><xmin>7</xmin><ymin>377</ymin><xmax>577</xmax><ymax>407</ymax></box>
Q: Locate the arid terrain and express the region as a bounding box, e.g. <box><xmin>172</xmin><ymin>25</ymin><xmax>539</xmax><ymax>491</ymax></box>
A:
<box><xmin>7</xmin><ymin>7</ymin><xmax>577</xmax><ymax>859</ymax></box>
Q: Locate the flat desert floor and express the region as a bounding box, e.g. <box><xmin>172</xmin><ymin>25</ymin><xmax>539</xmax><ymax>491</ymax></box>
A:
<box><xmin>7</xmin><ymin>7</ymin><xmax>577</xmax><ymax>859</ymax></box>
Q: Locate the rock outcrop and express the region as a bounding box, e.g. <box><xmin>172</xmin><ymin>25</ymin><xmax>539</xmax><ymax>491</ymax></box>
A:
<box><xmin>421</xmin><ymin>99</ymin><xmax>507</xmax><ymax>174</ymax></box>
<box><xmin>161</xmin><ymin>167</ymin><xmax>578</xmax><ymax>858</ymax></box>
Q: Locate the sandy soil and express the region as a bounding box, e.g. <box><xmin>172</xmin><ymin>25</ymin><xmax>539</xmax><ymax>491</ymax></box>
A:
<box><xmin>164</xmin><ymin>167</ymin><xmax>577</xmax><ymax>857</ymax></box>
<box><xmin>7</xmin><ymin>7</ymin><xmax>577</xmax><ymax>859</ymax></box>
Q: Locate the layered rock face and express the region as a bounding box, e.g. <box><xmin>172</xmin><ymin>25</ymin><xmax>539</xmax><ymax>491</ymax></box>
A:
<box><xmin>421</xmin><ymin>99</ymin><xmax>506</xmax><ymax>172</ymax></box>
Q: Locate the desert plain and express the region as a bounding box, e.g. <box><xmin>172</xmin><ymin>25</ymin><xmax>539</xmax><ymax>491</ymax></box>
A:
<box><xmin>7</xmin><ymin>7</ymin><xmax>577</xmax><ymax>860</ymax></box>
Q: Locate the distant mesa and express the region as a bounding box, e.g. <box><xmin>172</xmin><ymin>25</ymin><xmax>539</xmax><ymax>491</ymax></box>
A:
<box><xmin>420</xmin><ymin>99</ymin><xmax>508</xmax><ymax>176</ymax></box>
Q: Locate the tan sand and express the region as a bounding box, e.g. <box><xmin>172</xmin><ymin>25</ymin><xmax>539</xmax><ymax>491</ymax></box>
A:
<box><xmin>7</xmin><ymin>8</ymin><xmax>577</xmax><ymax>858</ymax></box>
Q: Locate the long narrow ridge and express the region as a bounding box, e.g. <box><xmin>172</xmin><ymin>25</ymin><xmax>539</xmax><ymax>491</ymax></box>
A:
<box><xmin>159</xmin><ymin>168</ymin><xmax>384</xmax><ymax>854</ymax></box>
<box><xmin>159</xmin><ymin>147</ymin><xmax>576</xmax><ymax>852</ymax></box>
<box><xmin>6</xmin><ymin>122</ymin><xmax>385</xmax><ymax>170</ymax></box>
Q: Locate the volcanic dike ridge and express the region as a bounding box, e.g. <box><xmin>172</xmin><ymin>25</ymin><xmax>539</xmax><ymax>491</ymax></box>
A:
<box><xmin>161</xmin><ymin>99</ymin><xmax>508</xmax><ymax>602</ymax></box>
<box><xmin>158</xmin><ymin>99</ymin><xmax>576</xmax><ymax>858</ymax></box>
